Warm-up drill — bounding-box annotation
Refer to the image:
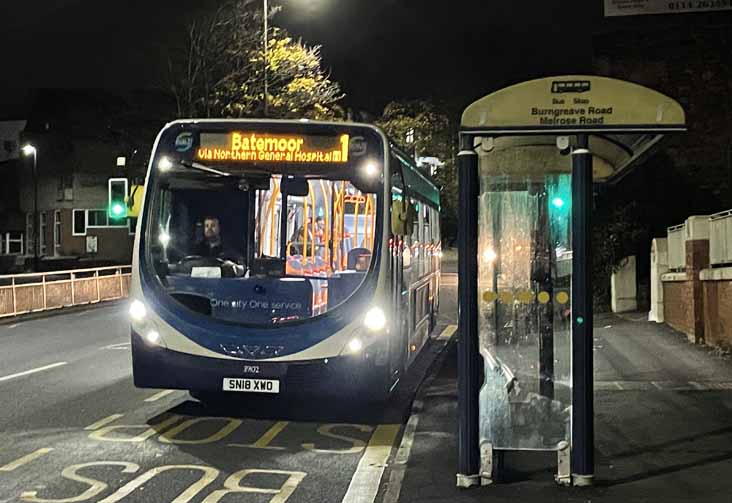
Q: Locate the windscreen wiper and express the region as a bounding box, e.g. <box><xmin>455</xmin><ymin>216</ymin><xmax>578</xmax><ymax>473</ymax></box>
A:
<box><xmin>178</xmin><ymin>160</ymin><xmax>232</xmax><ymax>177</ymax></box>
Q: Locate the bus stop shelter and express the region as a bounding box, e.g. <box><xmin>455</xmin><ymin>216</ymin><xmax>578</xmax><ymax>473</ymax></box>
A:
<box><xmin>455</xmin><ymin>75</ymin><xmax>686</xmax><ymax>487</ymax></box>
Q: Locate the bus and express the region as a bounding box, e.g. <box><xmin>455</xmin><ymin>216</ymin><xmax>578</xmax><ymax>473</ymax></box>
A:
<box><xmin>128</xmin><ymin>119</ymin><xmax>441</xmax><ymax>402</ymax></box>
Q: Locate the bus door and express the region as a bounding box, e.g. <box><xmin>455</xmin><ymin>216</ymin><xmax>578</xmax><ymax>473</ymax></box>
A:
<box><xmin>389</xmin><ymin>194</ymin><xmax>412</xmax><ymax>377</ymax></box>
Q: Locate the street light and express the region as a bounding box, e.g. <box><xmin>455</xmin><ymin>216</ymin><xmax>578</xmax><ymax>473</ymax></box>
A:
<box><xmin>21</xmin><ymin>144</ymin><xmax>38</xmax><ymax>271</ymax></box>
<box><xmin>263</xmin><ymin>0</ymin><xmax>269</xmax><ymax>117</ymax></box>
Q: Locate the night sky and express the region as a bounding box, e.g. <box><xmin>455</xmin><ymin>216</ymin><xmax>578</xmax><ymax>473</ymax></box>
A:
<box><xmin>1</xmin><ymin>0</ymin><xmax>597</xmax><ymax>115</ymax></box>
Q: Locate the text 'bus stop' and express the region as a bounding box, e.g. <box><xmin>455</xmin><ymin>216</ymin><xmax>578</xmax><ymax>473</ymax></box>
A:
<box><xmin>455</xmin><ymin>75</ymin><xmax>686</xmax><ymax>487</ymax></box>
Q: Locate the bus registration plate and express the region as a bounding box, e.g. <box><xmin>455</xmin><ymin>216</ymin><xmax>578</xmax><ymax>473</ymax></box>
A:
<box><xmin>223</xmin><ymin>378</ymin><xmax>280</xmax><ymax>393</ymax></box>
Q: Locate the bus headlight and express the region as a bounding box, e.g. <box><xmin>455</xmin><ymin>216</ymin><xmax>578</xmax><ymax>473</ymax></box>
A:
<box><xmin>129</xmin><ymin>300</ymin><xmax>147</xmax><ymax>321</ymax></box>
<box><xmin>347</xmin><ymin>338</ymin><xmax>363</xmax><ymax>353</ymax></box>
<box><xmin>364</xmin><ymin>306</ymin><xmax>386</xmax><ymax>332</ymax></box>
<box><xmin>158</xmin><ymin>156</ymin><xmax>173</xmax><ymax>172</ymax></box>
<box><xmin>146</xmin><ymin>330</ymin><xmax>161</xmax><ymax>344</ymax></box>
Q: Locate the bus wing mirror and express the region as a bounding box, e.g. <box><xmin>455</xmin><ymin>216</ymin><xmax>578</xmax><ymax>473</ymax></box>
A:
<box><xmin>391</xmin><ymin>199</ymin><xmax>413</xmax><ymax>236</ymax></box>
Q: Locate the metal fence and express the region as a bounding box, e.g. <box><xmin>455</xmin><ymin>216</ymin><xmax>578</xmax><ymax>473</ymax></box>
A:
<box><xmin>710</xmin><ymin>209</ymin><xmax>732</xmax><ymax>266</ymax></box>
<box><xmin>0</xmin><ymin>265</ymin><xmax>131</xmax><ymax>318</ymax></box>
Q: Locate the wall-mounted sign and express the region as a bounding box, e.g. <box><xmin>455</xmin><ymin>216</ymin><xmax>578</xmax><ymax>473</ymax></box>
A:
<box><xmin>461</xmin><ymin>75</ymin><xmax>686</xmax><ymax>133</ymax></box>
<box><xmin>604</xmin><ymin>0</ymin><xmax>732</xmax><ymax>17</ymax></box>
<box><xmin>196</xmin><ymin>132</ymin><xmax>350</xmax><ymax>164</ymax></box>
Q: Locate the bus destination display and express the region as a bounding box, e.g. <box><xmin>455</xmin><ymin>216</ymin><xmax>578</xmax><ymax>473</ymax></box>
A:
<box><xmin>197</xmin><ymin>132</ymin><xmax>350</xmax><ymax>163</ymax></box>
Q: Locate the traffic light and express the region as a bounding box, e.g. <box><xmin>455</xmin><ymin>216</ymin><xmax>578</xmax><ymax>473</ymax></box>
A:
<box><xmin>108</xmin><ymin>178</ymin><xmax>129</xmax><ymax>221</ymax></box>
<box><xmin>546</xmin><ymin>175</ymin><xmax>571</xmax><ymax>247</ymax></box>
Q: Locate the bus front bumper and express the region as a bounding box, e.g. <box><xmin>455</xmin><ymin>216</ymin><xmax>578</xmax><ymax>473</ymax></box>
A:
<box><xmin>131</xmin><ymin>330</ymin><xmax>389</xmax><ymax>397</ymax></box>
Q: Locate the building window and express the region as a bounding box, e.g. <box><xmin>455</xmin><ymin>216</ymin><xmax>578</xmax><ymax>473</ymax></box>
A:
<box><xmin>73</xmin><ymin>209</ymin><xmax>130</xmax><ymax>235</ymax></box>
<box><xmin>57</xmin><ymin>175</ymin><xmax>74</xmax><ymax>201</ymax></box>
<box><xmin>87</xmin><ymin>210</ymin><xmax>108</xmax><ymax>227</ymax></box>
<box><xmin>73</xmin><ymin>209</ymin><xmax>86</xmax><ymax>236</ymax></box>
<box><xmin>39</xmin><ymin>212</ymin><xmax>47</xmax><ymax>255</ymax></box>
<box><xmin>1</xmin><ymin>232</ymin><xmax>24</xmax><ymax>255</ymax></box>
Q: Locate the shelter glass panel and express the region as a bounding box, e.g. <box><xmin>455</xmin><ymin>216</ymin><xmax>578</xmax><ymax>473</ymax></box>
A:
<box><xmin>477</xmin><ymin>145</ymin><xmax>572</xmax><ymax>451</ymax></box>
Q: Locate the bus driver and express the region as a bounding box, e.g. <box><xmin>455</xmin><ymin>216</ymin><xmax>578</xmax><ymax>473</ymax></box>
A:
<box><xmin>195</xmin><ymin>216</ymin><xmax>225</xmax><ymax>258</ymax></box>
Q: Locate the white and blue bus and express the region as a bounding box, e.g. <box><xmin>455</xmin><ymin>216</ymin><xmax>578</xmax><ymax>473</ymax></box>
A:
<box><xmin>128</xmin><ymin>119</ymin><xmax>441</xmax><ymax>402</ymax></box>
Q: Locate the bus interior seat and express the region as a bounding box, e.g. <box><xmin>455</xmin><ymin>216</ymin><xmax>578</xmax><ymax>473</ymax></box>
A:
<box><xmin>347</xmin><ymin>248</ymin><xmax>371</xmax><ymax>271</ymax></box>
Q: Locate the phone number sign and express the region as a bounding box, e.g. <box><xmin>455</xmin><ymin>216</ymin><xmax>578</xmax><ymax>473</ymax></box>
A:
<box><xmin>605</xmin><ymin>0</ymin><xmax>732</xmax><ymax>16</ymax></box>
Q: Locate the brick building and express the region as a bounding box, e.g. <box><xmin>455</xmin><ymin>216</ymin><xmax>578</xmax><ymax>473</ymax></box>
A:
<box><xmin>0</xmin><ymin>90</ymin><xmax>171</xmax><ymax>273</ymax></box>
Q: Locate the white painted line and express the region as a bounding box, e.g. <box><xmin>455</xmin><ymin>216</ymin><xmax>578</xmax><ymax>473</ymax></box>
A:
<box><xmin>651</xmin><ymin>381</ymin><xmax>663</xmax><ymax>390</ymax></box>
<box><xmin>0</xmin><ymin>362</ymin><xmax>67</xmax><ymax>383</ymax></box>
<box><xmin>614</xmin><ymin>381</ymin><xmax>623</xmax><ymax>390</ymax></box>
<box><xmin>84</xmin><ymin>414</ymin><xmax>125</xmax><ymax>431</ymax></box>
<box><xmin>7</xmin><ymin>323</ymin><xmax>18</xmax><ymax>329</ymax></box>
<box><xmin>341</xmin><ymin>424</ymin><xmax>400</xmax><ymax>503</ymax></box>
<box><xmin>437</xmin><ymin>324</ymin><xmax>458</xmax><ymax>341</ymax></box>
<box><xmin>394</xmin><ymin>402</ymin><xmax>420</xmax><ymax>465</ymax></box>
<box><xmin>383</xmin><ymin>403</ymin><xmax>422</xmax><ymax>503</ymax></box>
<box><xmin>0</xmin><ymin>448</ymin><xmax>53</xmax><ymax>472</ymax></box>
<box><xmin>144</xmin><ymin>389</ymin><xmax>176</xmax><ymax>402</ymax></box>
<box><xmin>101</xmin><ymin>342</ymin><xmax>130</xmax><ymax>350</ymax></box>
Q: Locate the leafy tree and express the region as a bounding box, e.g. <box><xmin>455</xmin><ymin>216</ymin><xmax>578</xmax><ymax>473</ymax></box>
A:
<box><xmin>376</xmin><ymin>99</ymin><xmax>459</xmax><ymax>243</ymax></box>
<box><xmin>168</xmin><ymin>0</ymin><xmax>343</xmax><ymax>119</ymax></box>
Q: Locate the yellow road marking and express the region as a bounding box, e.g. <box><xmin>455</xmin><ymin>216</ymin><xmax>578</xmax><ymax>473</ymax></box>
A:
<box><xmin>144</xmin><ymin>390</ymin><xmax>176</xmax><ymax>402</ymax></box>
<box><xmin>302</xmin><ymin>424</ymin><xmax>373</xmax><ymax>454</ymax></box>
<box><xmin>438</xmin><ymin>324</ymin><xmax>457</xmax><ymax>340</ymax></box>
<box><xmin>84</xmin><ymin>414</ymin><xmax>125</xmax><ymax>431</ymax></box>
<box><xmin>88</xmin><ymin>414</ymin><xmax>181</xmax><ymax>442</ymax></box>
<box><xmin>159</xmin><ymin>417</ymin><xmax>243</xmax><ymax>445</ymax></box>
<box><xmin>341</xmin><ymin>424</ymin><xmax>401</xmax><ymax>503</ymax></box>
<box><xmin>229</xmin><ymin>421</ymin><xmax>289</xmax><ymax>450</ymax></box>
<box><xmin>0</xmin><ymin>448</ymin><xmax>53</xmax><ymax>472</ymax></box>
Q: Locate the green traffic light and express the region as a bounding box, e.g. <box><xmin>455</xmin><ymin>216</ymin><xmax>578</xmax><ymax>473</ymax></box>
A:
<box><xmin>109</xmin><ymin>202</ymin><xmax>127</xmax><ymax>219</ymax></box>
<box><xmin>552</xmin><ymin>197</ymin><xmax>565</xmax><ymax>208</ymax></box>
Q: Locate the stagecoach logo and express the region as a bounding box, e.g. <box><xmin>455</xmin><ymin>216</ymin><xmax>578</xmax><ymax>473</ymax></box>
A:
<box><xmin>175</xmin><ymin>132</ymin><xmax>194</xmax><ymax>152</ymax></box>
<box><xmin>551</xmin><ymin>80</ymin><xmax>591</xmax><ymax>94</ymax></box>
<box><xmin>220</xmin><ymin>343</ymin><xmax>285</xmax><ymax>358</ymax></box>
<box><xmin>243</xmin><ymin>364</ymin><xmax>260</xmax><ymax>374</ymax></box>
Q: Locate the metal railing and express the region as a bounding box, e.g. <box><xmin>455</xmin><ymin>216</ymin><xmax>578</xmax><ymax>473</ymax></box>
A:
<box><xmin>667</xmin><ymin>223</ymin><xmax>686</xmax><ymax>271</ymax></box>
<box><xmin>710</xmin><ymin>209</ymin><xmax>732</xmax><ymax>266</ymax></box>
<box><xmin>0</xmin><ymin>265</ymin><xmax>132</xmax><ymax>318</ymax></box>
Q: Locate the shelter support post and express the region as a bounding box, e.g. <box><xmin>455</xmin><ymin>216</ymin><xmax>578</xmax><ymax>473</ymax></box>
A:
<box><xmin>456</xmin><ymin>137</ymin><xmax>481</xmax><ymax>488</ymax></box>
<box><xmin>571</xmin><ymin>133</ymin><xmax>594</xmax><ymax>486</ymax></box>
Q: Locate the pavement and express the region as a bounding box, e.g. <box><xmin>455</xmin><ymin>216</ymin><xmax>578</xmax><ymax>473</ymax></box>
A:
<box><xmin>379</xmin><ymin>311</ymin><xmax>732</xmax><ymax>503</ymax></box>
